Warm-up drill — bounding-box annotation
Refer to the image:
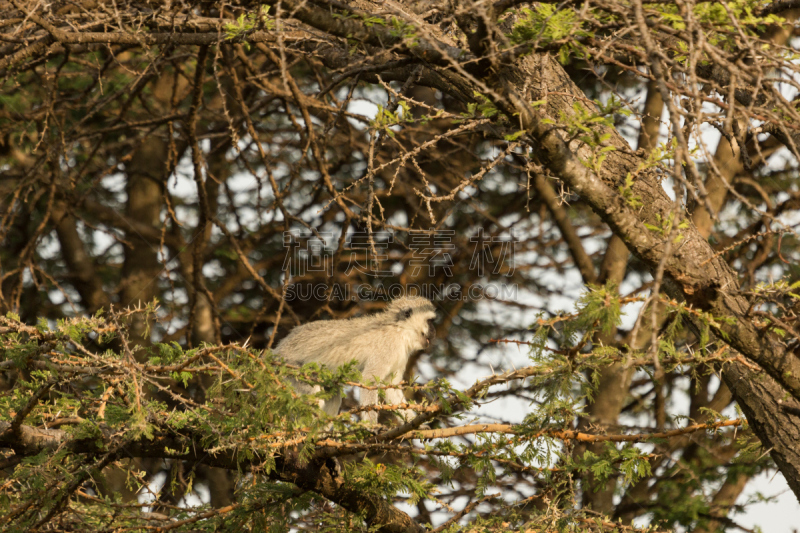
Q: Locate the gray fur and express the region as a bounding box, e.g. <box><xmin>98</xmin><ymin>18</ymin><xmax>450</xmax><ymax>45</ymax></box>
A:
<box><xmin>274</xmin><ymin>296</ymin><xmax>437</xmax><ymax>422</ymax></box>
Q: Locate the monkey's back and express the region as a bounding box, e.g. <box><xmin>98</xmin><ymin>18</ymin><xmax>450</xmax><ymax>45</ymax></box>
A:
<box><xmin>274</xmin><ymin>314</ymin><xmax>396</xmax><ymax>370</ymax></box>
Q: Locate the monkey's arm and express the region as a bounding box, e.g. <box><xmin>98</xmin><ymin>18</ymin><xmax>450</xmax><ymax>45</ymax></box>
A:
<box><xmin>287</xmin><ymin>377</ymin><xmax>343</xmax><ymax>417</ymax></box>
<box><xmin>385</xmin><ymin>386</ymin><xmax>416</xmax><ymax>423</ymax></box>
<box><xmin>359</xmin><ymin>386</ymin><xmax>380</xmax><ymax>424</ymax></box>
<box><xmin>360</xmin><ymin>362</ymin><xmax>416</xmax><ymax>424</ymax></box>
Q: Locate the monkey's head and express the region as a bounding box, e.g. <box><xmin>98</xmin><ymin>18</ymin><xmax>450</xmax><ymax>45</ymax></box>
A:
<box><xmin>386</xmin><ymin>296</ymin><xmax>437</xmax><ymax>352</ymax></box>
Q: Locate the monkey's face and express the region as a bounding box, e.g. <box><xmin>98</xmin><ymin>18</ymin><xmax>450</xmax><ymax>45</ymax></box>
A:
<box><xmin>397</xmin><ymin>305</ymin><xmax>437</xmax><ymax>352</ymax></box>
<box><xmin>424</xmin><ymin>317</ymin><xmax>436</xmax><ymax>347</ymax></box>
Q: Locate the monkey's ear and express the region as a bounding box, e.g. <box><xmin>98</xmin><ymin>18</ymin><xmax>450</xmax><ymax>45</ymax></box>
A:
<box><xmin>401</xmin><ymin>308</ymin><xmax>413</xmax><ymax>320</ymax></box>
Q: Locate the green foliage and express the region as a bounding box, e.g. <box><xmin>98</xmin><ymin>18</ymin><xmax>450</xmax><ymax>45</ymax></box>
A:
<box><xmin>224</xmin><ymin>6</ymin><xmax>274</xmax><ymax>42</ymax></box>
<box><xmin>647</xmin><ymin>0</ymin><xmax>784</xmax><ymax>64</ymax></box>
<box><xmin>575</xmin><ymin>282</ymin><xmax>623</xmax><ymax>335</ymax></box>
<box><xmin>370</xmin><ymin>100</ymin><xmax>414</xmax><ymax>136</ymax></box>
<box><xmin>643</xmin><ymin>212</ymin><xmax>690</xmax><ymax>243</ymax></box>
<box><xmin>462</xmin><ymin>91</ymin><xmax>500</xmax><ymax>120</ymax></box>
<box><xmin>751</xmin><ymin>278</ymin><xmax>800</xmax><ymax>303</ymax></box>
<box><xmin>619</xmin><ymin>173</ymin><xmax>643</xmax><ymax>209</ymax></box>
<box><xmin>347</xmin><ymin>458</ymin><xmax>434</xmax><ymax>504</ymax></box>
<box><xmin>503</xmin><ymin>130</ymin><xmax>526</xmax><ymax>142</ymax></box>
<box><xmin>331</xmin><ymin>13</ymin><xmax>418</xmax><ymax>45</ymax></box>
<box><xmin>509</xmin><ymin>5</ymin><xmax>592</xmax><ymax>63</ymax></box>
<box><xmin>577</xmin><ymin>442</ymin><xmax>653</xmax><ymax>487</ymax></box>
<box><xmin>548</xmin><ymin>96</ymin><xmax>630</xmax><ymax>173</ymax></box>
<box><xmin>387</xmin><ymin>16</ymin><xmax>418</xmax><ymax>43</ymax></box>
<box><xmin>620</xmin><ymin>139</ymin><xmax>678</xmax><ymax>209</ymax></box>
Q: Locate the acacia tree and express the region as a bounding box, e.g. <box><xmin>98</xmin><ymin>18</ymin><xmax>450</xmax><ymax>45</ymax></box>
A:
<box><xmin>1</xmin><ymin>0</ymin><xmax>799</xmax><ymax>531</ymax></box>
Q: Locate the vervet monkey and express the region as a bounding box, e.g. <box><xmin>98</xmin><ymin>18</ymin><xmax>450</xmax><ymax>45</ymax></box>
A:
<box><xmin>275</xmin><ymin>296</ymin><xmax>437</xmax><ymax>423</ymax></box>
